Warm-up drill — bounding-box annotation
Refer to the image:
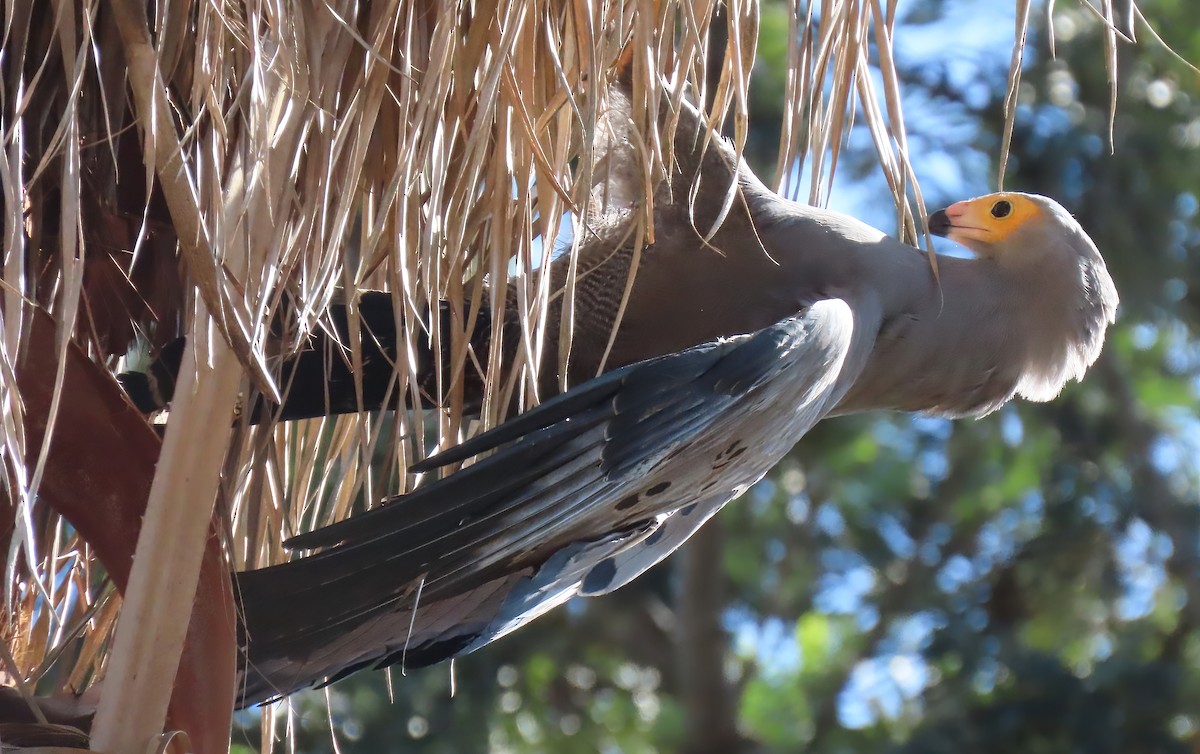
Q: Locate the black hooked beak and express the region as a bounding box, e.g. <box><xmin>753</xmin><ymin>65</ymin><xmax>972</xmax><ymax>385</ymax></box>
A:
<box><xmin>926</xmin><ymin>209</ymin><xmax>952</xmax><ymax>237</ymax></box>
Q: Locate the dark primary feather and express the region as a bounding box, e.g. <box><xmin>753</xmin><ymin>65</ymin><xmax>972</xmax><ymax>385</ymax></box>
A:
<box><xmin>237</xmin><ymin>299</ymin><xmax>874</xmax><ymax>705</ymax></box>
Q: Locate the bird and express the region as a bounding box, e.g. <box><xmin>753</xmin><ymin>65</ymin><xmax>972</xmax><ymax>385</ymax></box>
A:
<box><xmin>119</xmin><ymin>95</ymin><xmax>1112</xmax><ymax>424</ymax></box>
<box><xmin>233</xmin><ymin>187</ymin><xmax>1118</xmax><ymax>706</ymax></box>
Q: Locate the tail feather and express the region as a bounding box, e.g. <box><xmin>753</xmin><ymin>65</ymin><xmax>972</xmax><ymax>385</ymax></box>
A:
<box><xmin>237</xmin><ymin>572</ymin><xmax>525</xmax><ymax>706</ymax></box>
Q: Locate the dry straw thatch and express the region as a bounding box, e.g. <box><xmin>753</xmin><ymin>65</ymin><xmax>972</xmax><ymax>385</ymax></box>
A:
<box><xmin>0</xmin><ymin>0</ymin><xmax>1173</xmax><ymax>750</ymax></box>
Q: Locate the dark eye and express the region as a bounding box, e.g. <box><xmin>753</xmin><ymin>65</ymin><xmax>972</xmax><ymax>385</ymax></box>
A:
<box><xmin>991</xmin><ymin>200</ymin><xmax>1013</xmax><ymax>219</ymax></box>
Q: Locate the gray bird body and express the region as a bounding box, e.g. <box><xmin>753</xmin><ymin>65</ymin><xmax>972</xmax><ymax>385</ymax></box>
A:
<box><xmin>543</xmin><ymin>187</ymin><xmax>1112</xmax><ymax>418</ymax></box>
<box><xmin>234</xmin><ymin>94</ymin><xmax>1118</xmax><ymax>705</ymax></box>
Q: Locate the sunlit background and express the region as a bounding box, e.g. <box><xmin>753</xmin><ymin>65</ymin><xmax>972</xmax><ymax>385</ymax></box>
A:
<box><xmin>236</xmin><ymin>0</ymin><xmax>1200</xmax><ymax>751</ymax></box>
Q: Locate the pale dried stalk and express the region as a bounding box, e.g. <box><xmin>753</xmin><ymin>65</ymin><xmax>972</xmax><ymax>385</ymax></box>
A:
<box><xmin>89</xmin><ymin>321</ymin><xmax>242</xmax><ymax>754</ymax></box>
<box><xmin>83</xmin><ymin>0</ymin><xmax>249</xmax><ymax>747</ymax></box>
<box><xmin>998</xmin><ymin>0</ymin><xmax>1034</xmax><ymax>189</ymax></box>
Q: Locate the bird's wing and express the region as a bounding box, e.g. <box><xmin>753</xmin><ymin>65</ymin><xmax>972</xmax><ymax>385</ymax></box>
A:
<box><xmin>236</xmin><ymin>298</ymin><xmax>875</xmax><ymax>705</ymax></box>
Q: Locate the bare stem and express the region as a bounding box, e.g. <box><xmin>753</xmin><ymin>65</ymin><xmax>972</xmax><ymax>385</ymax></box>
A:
<box><xmin>89</xmin><ymin>316</ymin><xmax>241</xmax><ymax>753</ymax></box>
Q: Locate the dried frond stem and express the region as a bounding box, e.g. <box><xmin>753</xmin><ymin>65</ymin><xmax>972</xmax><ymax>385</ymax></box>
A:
<box><xmin>90</xmin><ymin>324</ymin><xmax>242</xmax><ymax>753</ymax></box>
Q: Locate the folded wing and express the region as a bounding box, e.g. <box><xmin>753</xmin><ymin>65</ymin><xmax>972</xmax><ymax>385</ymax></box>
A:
<box><xmin>237</xmin><ymin>298</ymin><xmax>874</xmax><ymax>706</ymax></box>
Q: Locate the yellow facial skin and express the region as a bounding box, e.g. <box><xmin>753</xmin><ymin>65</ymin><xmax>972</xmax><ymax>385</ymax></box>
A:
<box><xmin>927</xmin><ymin>193</ymin><xmax>1044</xmax><ymax>254</ymax></box>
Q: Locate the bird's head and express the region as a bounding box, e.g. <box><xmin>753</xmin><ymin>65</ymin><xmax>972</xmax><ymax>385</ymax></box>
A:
<box><xmin>929</xmin><ymin>191</ymin><xmax>1119</xmax><ymax>402</ymax></box>
<box><xmin>927</xmin><ymin>192</ymin><xmax>1076</xmax><ymax>260</ymax></box>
